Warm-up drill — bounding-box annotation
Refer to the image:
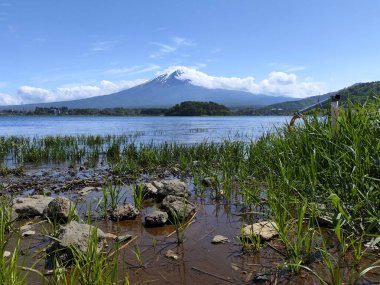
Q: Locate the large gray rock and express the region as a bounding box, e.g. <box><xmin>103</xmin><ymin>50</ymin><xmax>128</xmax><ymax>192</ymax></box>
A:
<box><xmin>157</xmin><ymin>179</ymin><xmax>190</xmax><ymax>200</ymax></box>
<box><xmin>144</xmin><ymin>210</ymin><xmax>168</xmax><ymax>227</ymax></box>
<box><xmin>46</xmin><ymin>221</ymin><xmax>106</xmax><ymax>264</ymax></box>
<box><xmin>161</xmin><ymin>195</ymin><xmax>196</xmax><ymax>221</ymax></box>
<box><xmin>43</xmin><ymin>197</ymin><xmax>77</xmax><ymax>222</ymax></box>
<box><xmin>110</xmin><ymin>203</ymin><xmax>139</xmax><ymax>221</ymax></box>
<box><xmin>12</xmin><ymin>195</ymin><xmax>54</xmax><ymax>218</ymax></box>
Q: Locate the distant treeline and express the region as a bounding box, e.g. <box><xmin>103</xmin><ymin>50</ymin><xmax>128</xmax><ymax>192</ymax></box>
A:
<box><xmin>0</xmin><ymin>101</ymin><xmax>235</xmax><ymax>116</ymax></box>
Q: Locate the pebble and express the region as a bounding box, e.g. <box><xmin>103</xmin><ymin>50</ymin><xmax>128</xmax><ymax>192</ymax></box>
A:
<box><xmin>22</xmin><ymin>230</ymin><xmax>36</xmax><ymax>237</ymax></box>
<box><xmin>212</xmin><ymin>235</ymin><xmax>229</xmax><ymax>244</ymax></box>
<box><xmin>165</xmin><ymin>249</ymin><xmax>179</xmax><ymax>260</ymax></box>
<box><xmin>116</xmin><ymin>235</ymin><xmax>132</xmax><ymax>243</ymax></box>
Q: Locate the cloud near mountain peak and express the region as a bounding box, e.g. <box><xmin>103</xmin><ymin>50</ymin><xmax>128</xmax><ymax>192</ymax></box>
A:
<box><xmin>158</xmin><ymin>66</ymin><xmax>326</xmax><ymax>98</ymax></box>
<box><xmin>0</xmin><ymin>66</ymin><xmax>327</xmax><ymax>105</ymax></box>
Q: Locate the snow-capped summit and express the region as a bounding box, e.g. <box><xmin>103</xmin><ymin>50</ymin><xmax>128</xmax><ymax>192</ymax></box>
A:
<box><xmin>150</xmin><ymin>68</ymin><xmax>191</xmax><ymax>86</ymax></box>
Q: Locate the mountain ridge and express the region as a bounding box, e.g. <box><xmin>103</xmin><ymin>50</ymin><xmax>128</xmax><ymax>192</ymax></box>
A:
<box><xmin>0</xmin><ymin>69</ymin><xmax>295</xmax><ymax>111</ymax></box>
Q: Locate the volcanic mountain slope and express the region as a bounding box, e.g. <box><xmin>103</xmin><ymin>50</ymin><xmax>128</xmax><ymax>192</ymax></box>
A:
<box><xmin>1</xmin><ymin>69</ymin><xmax>295</xmax><ymax>111</ymax></box>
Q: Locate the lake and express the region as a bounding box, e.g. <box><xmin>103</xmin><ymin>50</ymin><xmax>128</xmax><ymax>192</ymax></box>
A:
<box><xmin>0</xmin><ymin>116</ymin><xmax>290</xmax><ymax>143</ymax></box>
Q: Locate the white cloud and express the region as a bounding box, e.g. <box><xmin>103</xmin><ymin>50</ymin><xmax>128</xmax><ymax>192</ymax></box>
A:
<box><xmin>0</xmin><ymin>93</ymin><xmax>22</xmax><ymax>105</ymax></box>
<box><xmin>1</xmin><ymin>79</ymin><xmax>147</xmax><ymax>105</ymax></box>
<box><xmin>268</xmin><ymin>62</ymin><xmax>306</xmax><ymax>72</ymax></box>
<box><xmin>159</xmin><ymin>66</ymin><xmax>327</xmax><ymax>98</ymax></box>
<box><xmin>150</xmin><ymin>37</ymin><xmax>192</xmax><ymax>59</ymax></box>
<box><xmin>91</xmin><ymin>41</ymin><xmax>118</xmax><ymax>52</ymax></box>
<box><xmin>106</xmin><ymin>64</ymin><xmax>160</xmax><ymax>75</ymax></box>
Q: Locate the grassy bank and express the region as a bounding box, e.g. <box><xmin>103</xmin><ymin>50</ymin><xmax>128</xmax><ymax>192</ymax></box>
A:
<box><xmin>1</xmin><ymin>100</ymin><xmax>379</xmax><ymax>284</ymax></box>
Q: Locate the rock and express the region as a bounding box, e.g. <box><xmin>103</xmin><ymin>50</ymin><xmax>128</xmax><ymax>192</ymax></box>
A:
<box><xmin>43</xmin><ymin>197</ymin><xmax>77</xmax><ymax>222</ymax></box>
<box><xmin>243</xmin><ymin>221</ymin><xmax>278</xmax><ymax>241</ymax></box>
<box><xmin>165</xmin><ymin>249</ymin><xmax>179</xmax><ymax>260</ymax></box>
<box><xmin>110</xmin><ymin>204</ymin><xmax>139</xmax><ymax>221</ymax></box>
<box><xmin>46</xmin><ymin>221</ymin><xmax>106</xmax><ymax>264</ymax></box>
<box><xmin>78</xmin><ymin>186</ymin><xmax>101</xmax><ymax>196</ymax></box>
<box><xmin>231</xmin><ymin>263</ymin><xmax>239</xmax><ymax>271</ymax></box>
<box><xmin>212</xmin><ymin>235</ymin><xmax>229</xmax><ymax>244</ymax></box>
<box><xmin>157</xmin><ymin>179</ymin><xmax>190</xmax><ymax>200</ymax></box>
<box><xmin>12</xmin><ymin>195</ymin><xmax>54</xmax><ymax>218</ymax></box>
<box><xmin>21</xmin><ymin>230</ymin><xmax>36</xmax><ymax>237</ymax></box>
<box><xmin>3</xmin><ymin>251</ymin><xmax>11</xmax><ymax>258</ymax></box>
<box><xmin>144</xmin><ymin>211</ymin><xmax>168</xmax><ymax>227</ymax></box>
<box><xmin>161</xmin><ymin>195</ymin><xmax>196</xmax><ymax>221</ymax></box>
<box><xmin>142</xmin><ymin>183</ymin><xmax>159</xmax><ymax>199</ymax></box>
<box><xmin>116</xmin><ymin>235</ymin><xmax>132</xmax><ymax>243</ymax></box>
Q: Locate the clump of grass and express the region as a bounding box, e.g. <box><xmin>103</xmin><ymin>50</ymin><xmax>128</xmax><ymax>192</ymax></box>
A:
<box><xmin>0</xmin><ymin>196</ymin><xmax>26</xmax><ymax>284</ymax></box>
<box><xmin>102</xmin><ymin>178</ymin><xmax>123</xmax><ymax>213</ymax></box>
<box><xmin>132</xmin><ymin>182</ymin><xmax>146</xmax><ymax>210</ymax></box>
<box><xmin>48</xmin><ymin>226</ymin><xmax>130</xmax><ymax>285</ymax></box>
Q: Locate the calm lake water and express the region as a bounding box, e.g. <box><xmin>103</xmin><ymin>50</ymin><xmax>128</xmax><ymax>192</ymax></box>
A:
<box><xmin>0</xmin><ymin>116</ymin><xmax>290</xmax><ymax>143</ymax></box>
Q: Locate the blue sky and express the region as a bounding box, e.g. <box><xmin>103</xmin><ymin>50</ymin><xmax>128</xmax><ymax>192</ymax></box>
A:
<box><xmin>1</xmin><ymin>0</ymin><xmax>379</xmax><ymax>104</ymax></box>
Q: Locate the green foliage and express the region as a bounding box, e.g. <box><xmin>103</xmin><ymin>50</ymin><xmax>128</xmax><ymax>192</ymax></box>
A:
<box><xmin>165</xmin><ymin>101</ymin><xmax>232</xmax><ymax>116</ymax></box>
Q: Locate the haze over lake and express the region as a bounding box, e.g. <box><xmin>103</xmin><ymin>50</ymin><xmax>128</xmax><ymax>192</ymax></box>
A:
<box><xmin>0</xmin><ymin>116</ymin><xmax>290</xmax><ymax>144</ymax></box>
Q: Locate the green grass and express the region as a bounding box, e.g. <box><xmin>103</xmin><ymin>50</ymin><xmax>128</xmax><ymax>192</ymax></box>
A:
<box><xmin>1</xmin><ymin>98</ymin><xmax>379</xmax><ymax>284</ymax></box>
<box><xmin>0</xmin><ymin>197</ymin><xmax>26</xmax><ymax>284</ymax></box>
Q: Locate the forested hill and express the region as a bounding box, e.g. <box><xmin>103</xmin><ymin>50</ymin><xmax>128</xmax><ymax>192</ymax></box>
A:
<box><xmin>246</xmin><ymin>81</ymin><xmax>380</xmax><ymax>115</ymax></box>
<box><xmin>165</xmin><ymin>101</ymin><xmax>231</xmax><ymax>116</ymax></box>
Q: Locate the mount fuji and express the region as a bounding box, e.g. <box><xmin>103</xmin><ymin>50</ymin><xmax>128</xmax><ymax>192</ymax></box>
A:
<box><xmin>1</xmin><ymin>68</ymin><xmax>295</xmax><ymax>110</ymax></box>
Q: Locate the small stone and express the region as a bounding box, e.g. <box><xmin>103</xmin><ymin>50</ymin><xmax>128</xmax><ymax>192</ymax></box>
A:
<box><xmin>161</xmin><ymin>195</ymin><xmax>196</xmax><ymax>221</ymax></box>
<box><xmin>243</xmin><ymin>221</ymin><xmax>278</xmax><ymax>241</ymax></box>
<box><xmin>144</xmin><ymin>211</ymin><xmax>168</xmax><ymax>227</ymax></box>
<box><xmin>116</xmin><ymin>235</ymin><xmax>132</xmax><ymax>243</ymax></box>
<box><xmin>104</xmin><ymin>233</ymin><xmax>117</xmax><ymax>240</ymax></box>
<box><xmin>43</xmin><ymin>197</ymin><xmax>77</xmax><ymax>223</ymax></box>
<box><xmin>231</xmin><ymin>263</ymin><xmax>239</xmax><ymax>271</ymax></box>
<box><xmin>111</xmin><ymin>204</ymin><xmax>139</xmax><ymax>221</ymax></box>
<box><xmin>3</xmin><ymin>251</ymin><xmax>11</xmax><ymax>257</ymax></box>
<box><xmin>78</xmin><ymin>186</ymin><xmax>100</xmax><ymax>196</ymax></box>
<box><xmin>157</xmin><ymin>179</ymin><xmax>190</xmax><ymax>200</ymax></box>
<box><xmin>22</xmin><ymin>230</ymin><xmax>36</xmax><ymax>237</ymax></box>
<box><xmin>212</xmin><ymin>235</ymin><xmax>229</xmax><ymax>244</ymax></box>
<box><xmin>165</xmin><ymin>249</ymin><xmax>179</xmax><ymax>260</ymax></box>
